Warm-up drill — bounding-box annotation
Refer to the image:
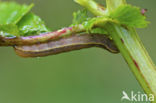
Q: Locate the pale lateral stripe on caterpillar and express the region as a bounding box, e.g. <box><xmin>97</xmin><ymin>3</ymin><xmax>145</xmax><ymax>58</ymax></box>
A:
<box><xmin>14</xmin><ymin>34</ymin><xmax>119</xmax><ymax>58</ymax></box>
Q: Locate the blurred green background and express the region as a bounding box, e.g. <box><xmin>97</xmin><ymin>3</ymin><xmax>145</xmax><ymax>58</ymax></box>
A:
<box><xmin>0</xmin><ymin>0</ymin><xmax>156</xmax><ymax>103</ymax></box>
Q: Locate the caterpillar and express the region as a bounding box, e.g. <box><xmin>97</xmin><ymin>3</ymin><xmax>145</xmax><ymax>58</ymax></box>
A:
<box><xmin>14</xmin><ymin>34</ymin><xmax>119</xmax><ymax>58</ymax></box>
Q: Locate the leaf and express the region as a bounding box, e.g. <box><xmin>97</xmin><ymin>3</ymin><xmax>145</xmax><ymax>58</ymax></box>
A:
<box><xmin>109</xmin><ymin>5</ymin><xmax>149</xmax><ymax>28</ymax></box>
<box><xmin>17</xmin><ymin>13</ymin><xmax>50</xmax><ymax>36</ymax></box>
<box><xmin>72</xmin><ymin>9</ymin><xmax>108</xmax><ymax>35</ymax></box>
<box><xmin>0</xmin><ymin>2</ymin><xmax>49</xmax><ymax>37</ymax></box>
<box><xmin>83</xmin><ymin>16</ymin><xmax>114</xmax><ymax>32</ymax></box>
<box><xmin>0</xmin><ymin>24</ymin><xmax>20</xmax><ymax>37</ymax></box>
<box><xmin>0</xmin><ymin>2</ymin><xmax>33</xmax><ymax>24</ymax></box>
<box><xmin>72</xmin><ymin>9</ymin><xmax>89</xmax><ymax>25</ymax></box>
<box><xmin>90</xmin><ymin>28</ymin><xmax>108</xmax><ymax>34</ymax></box>
<box><xmin>82</xmin><ymin>4</ymin><xmax>148</xmax><ymax>32</ymax></box>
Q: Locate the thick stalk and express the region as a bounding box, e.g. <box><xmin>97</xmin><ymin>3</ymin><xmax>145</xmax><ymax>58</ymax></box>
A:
<box><xmin>76</xmin><ymin>0</ymin><xmax>156</xmax><ymax>100</ymax></box>
<box><xmin>74</xmin><ymin>0</ymin><xmax>107</xmax><ymax>16</ymax></box>
<box><xmin>0</xmin><ymin>25</ymin><xmax>85</xmax><ymax>46</ymax></box>
<box><xmin>105</xmin><ymin>23</ymin><xmax>156</xmax><ymax>98</ymax></box>
<box><xmin>106</xmin><ymin>0</ymin><xmax>126</xmax><ymax>12</ymax></box>
<box><xmin>105</xmin><ymin>0</ymin><xmax>156</xmax><ymax>99</ymax></box>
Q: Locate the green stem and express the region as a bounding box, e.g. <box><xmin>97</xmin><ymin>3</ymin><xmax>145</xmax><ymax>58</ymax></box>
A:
<box><xmin>105</xmin><ymin>23</ymin><xmax>156</xmax><ymax>97</ymax></box>
<box><xmin>105</xmin><ymin>0</ymin><xmax>156</xmax><ymax>99</ymax></box>
<box><xmin>0</xmin><ymin>25</ymin><xmax>85</xmax><ymax>46</ymax></box>
<box><xmin>76</xmin><ymin>0</ymin><xmax>156</xmax><ymax>100</ymax></box>
<box><xmin>74</xmin><ymin>0</ymin><xmax>107</xmax><ymax>16</ymax></box>
<box><xmin>106</xmin><ymin>0</ymin><xmax>126</xmax><ymax>12</ymax></box>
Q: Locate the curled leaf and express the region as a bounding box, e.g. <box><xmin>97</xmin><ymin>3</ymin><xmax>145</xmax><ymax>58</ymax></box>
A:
<box><xmin>72</xmin><ymin>9</ymin><xmax>89</xmax><ymax>25</ymax></box>
<box><xmin>109</xmin><ymin>5</ymin><xmax>149</xmax><ymax>28</ymax></box>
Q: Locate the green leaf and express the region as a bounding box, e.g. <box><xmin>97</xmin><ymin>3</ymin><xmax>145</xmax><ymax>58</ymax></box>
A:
<box><xmin>109</xmin><ymin>5</ymin><xmax>149</xmax><ymax>28</ymax></box>
<box><xmin>72</xmin><ymin>9</ymin><xmax>108</xmax><ymax>35</ymax></box>
<box><xmin>90</xmin><ymin>28</ymin><xmax>108</xmax><ymax>34</ymax></box>
<box><xmin>0</xmin><ymin>2</ymin><xmax>33</xmax><ymax>24</ymax></box>
<box><xmin>72</xmin><ymin>9</ymin><xmax>89</xmax><ymax>25</ymax></box>
<box><xmin>83</xmin><ymin>16</ymin><xmax>114</xmax><ymax>32</ymax></box>
<box><xmin>0</xmin><ymin>24</ymin><xmax>20</xmax><ymax>37</ymax></box>
<box><xmin>82</xmin><ymin>4</ymin><xmax>148</xmax><ymax>33</ymax></box>
<box><xmin>0</xmin><ymin>2</ymin><xmax>49</xmax><ymax>37</ymax></box>
<box><xmin>17</xmin><ymin>13</ymin><xmax>50</xmax><ymax>36</ymax></box>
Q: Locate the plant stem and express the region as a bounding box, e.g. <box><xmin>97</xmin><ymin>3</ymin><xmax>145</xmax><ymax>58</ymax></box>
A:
<box><xmin>76</xmin><ymin>0</ymin><xmax>156</xmax><ymax>99</ymax></box>
<box><xmin>74</xmin><ymin>0</ymin><xmax>107</xmax><ymax>16</ymax></box>
<box><xmin>0</xmin><ymin>25</ymin><xmax>85</xmax><ymax>46</ymax></box>
<box><xmin>105</xmin><ymin>0</ymin><xmax>156</xmax><ymax>99</ymax></box>
<box><xmin>105</xmin><ymin>23</ymin><xmax>156</xmax><ymax>97</ymax></box>
<box><xmin>106</xmin><ymin>0</ymin><xmax>126</xmax><ymax>12</ymax></box>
